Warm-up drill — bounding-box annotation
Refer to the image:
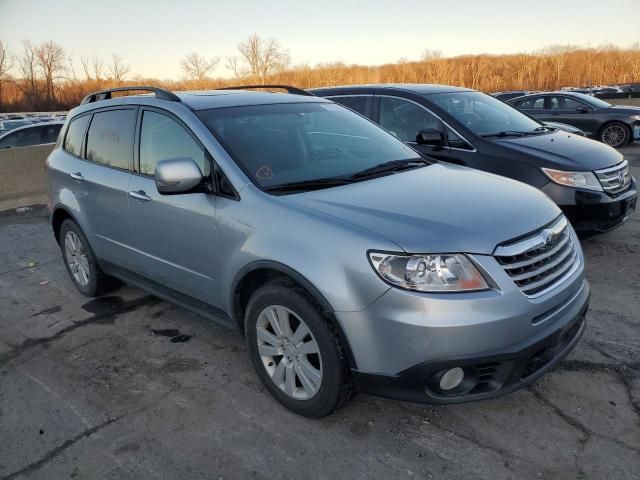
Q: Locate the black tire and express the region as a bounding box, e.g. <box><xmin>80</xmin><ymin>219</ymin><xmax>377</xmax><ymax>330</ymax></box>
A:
<box><xmin>245</xmin><ymin>281</ymin><xmax>354</xmax><ymax>418</ymax></box>
<box><xmin>599</xmin><ymin>121</ymin><xmax>630</xmax><ymax>148</ymax></box>
<box><xmin>59</xmin><ymin>219</ymin><xmax>118</xmax><ymax>297</ymax></box>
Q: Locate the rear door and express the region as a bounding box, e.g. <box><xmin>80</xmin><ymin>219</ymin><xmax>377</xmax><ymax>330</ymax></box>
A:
<box><xmin>546</xmin><ymin>95</ymin><xmax>599</xmax><ymax>136</ymax></box>
<box><xmin>127</xmin><ymin>108</ymin><xmax>220</xmax><ymax>304</ymax></box>
<box><xmin>511</xmin><ymin>95</ymin><xmax>548</xmax><ymax>120</ymax></box>
<box><xmin>80</xmin><ymin>108</ymin><xmax>136</xmax><ymax>265</ymax></box>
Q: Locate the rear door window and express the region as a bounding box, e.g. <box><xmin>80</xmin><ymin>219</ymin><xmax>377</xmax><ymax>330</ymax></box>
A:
<box><xmin>63</xmin><ymin>115</ymin><xmax>91</xmax><ymax>157</ymax></box>
<box><xmin>515</xmin><ymin>97</ymin><xmax>545</xmax><ymax>109</ymax></box>
<box><xmin>548</xmin><ymin>96</ymin><xmax>588</xmax><ymax>111</ymax></box>
<box><xmin>86</xmin><ymin>109</ymin><xmax>136</xmax><ymax>170</ymax></box>
<box><xmin>44</xmin><ymin>123</ymin><xmax>62</xmax><ymax>143</ymax></box>
<box><xmin>0</xmin><ymin>127</ymin><xmax>41</xmax><ymax>148</ymax></box>
<box><xmin>328</xmin><ymin>96</ymin><xmax>371</xmax><ymax>117</ymax></box>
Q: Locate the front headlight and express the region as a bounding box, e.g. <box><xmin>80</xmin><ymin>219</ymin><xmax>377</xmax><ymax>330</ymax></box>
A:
<box><xmin>541</xmin><ymin>168</ymin><xmax>602</xmax><ymax>191</ymax></box>
<box><xmin>630</xmin><ymin>115</ymin><xmax>640</xmax><ymax>122</ymax></box>
<box><xmin>368</xmin><ymin>252</ymin><xmax>490</xmax><ymax>292</ymax></box>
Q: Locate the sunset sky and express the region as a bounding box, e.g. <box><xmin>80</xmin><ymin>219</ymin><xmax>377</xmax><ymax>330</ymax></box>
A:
<box><xmin>1</xmin><ymin>0</ymin><xmax>638</xmax><ymax>79</ymax></box>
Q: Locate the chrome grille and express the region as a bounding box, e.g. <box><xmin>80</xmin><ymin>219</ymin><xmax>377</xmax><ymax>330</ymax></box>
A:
<box><xmin>494</xmin><ymin>216</ymin><xmax>579</xmax><ymax>297</ymax></box>
<box><xmin>595</xmin><ymin>160</ymin><xmax>631</xmax><ymax>195</ymax></box>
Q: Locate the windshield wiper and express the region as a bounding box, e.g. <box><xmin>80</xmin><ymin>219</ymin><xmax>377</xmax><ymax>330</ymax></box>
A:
<box><xmin>481</xmin><ymin>131</ymin><xmax>531</xmax><ymax>138</ymax></box>
<box><xmin>263</xmin><ymin>177</ymin><xmax>354</xmax><ymax>193</ymax></box>
<box><xmin>349</xmin><ymin>158</ymin><xmax>429</xmax><ymax>180</ymax></box>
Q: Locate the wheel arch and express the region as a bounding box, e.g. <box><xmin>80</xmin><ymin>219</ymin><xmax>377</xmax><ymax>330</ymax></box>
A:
<box><xmin>51</xmin><ymin>204</ymin><xmax>79</xmax><ymax>244</ymax></box>
<box><xmin>230</xmin><ymin>260</ymin><xmax>358</xmax><ymax>369</ymax></box>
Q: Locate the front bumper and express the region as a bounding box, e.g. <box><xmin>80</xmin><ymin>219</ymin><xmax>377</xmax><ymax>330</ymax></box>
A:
<box><xmin>541</xmin><ymin>178</ymin><xmax>637</xmax><ymax>233</ymax></box>
<box><xmin>336</xmin><ymin>248</ymin><xmax>590</xmax><ymax>404</ymax></box>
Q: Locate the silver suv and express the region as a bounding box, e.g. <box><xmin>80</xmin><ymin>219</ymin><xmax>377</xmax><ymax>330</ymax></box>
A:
<box><xmin>46</xmin><ymin>85</ymin><xmax>590</xmax><ymax>417</ymax></box>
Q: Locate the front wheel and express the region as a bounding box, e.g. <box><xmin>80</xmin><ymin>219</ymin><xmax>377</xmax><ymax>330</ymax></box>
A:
<box><xmin>599</xmin><ymin>121</ymin><xmax>630</xmax><ymax>148</ymax></box>
<box><xmin>245</xmin><ymin>282</ymin><xmax>354</xmax><ymax>417</ymax></box>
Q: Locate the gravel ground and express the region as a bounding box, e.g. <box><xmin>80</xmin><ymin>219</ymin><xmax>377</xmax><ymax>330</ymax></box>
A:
<box><xmin>0</xmin><ymin>145</ymin><xmax>639</xmax><ymax>480</ymax></box>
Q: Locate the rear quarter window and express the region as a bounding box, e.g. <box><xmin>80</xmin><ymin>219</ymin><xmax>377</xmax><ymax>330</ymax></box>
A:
<box><xmin>63</xmin><ymin>115</ymin><xmax>91</xmax><ymax>157</ymax></box>
<box><xmin>86</xmin><ymin>109</ymin><xmax>136</xmax><ymax>170</ymax></box>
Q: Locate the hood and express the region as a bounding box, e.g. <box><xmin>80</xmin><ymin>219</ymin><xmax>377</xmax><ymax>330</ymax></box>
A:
<box><xmin>287</xmin><ymin>163</ymin><xmax>560</xmax><ymax>255</ymax></box>
<box><xmin>493</xmin><ymin>130</ymin><xmax>623</xmax><ymax>170</ymax></box>
<box><xmin>606</xmin><ymin>105</ymin><xmax>640</xmax><ymax>115</ymax></box>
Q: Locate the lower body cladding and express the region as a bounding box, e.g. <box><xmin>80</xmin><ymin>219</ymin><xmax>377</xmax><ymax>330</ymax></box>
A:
<box><xmin>542</xmin><ymin>177</ymin><xmax>637</xmax><ymax>233</ymax></box>
<box><xmin>336</xmin><ymin>254</ymin><xmax>590</xmax><ymax>405</ymax></box>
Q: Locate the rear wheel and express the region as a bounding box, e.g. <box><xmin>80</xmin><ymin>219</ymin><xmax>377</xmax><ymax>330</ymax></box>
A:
<box><xmin>60</xmin><ymin>219</ymin><xmax>118</xmax><ymax>296</ymax></box>
<box><xmin>599</xmin><ymin>121</ymin><xmax>630</xmax><ymax>148</ymax></box>
<box><xmin>245</xmin><ymin>282</ymin><xmax>354</xmax><ymax>417</ymax></box>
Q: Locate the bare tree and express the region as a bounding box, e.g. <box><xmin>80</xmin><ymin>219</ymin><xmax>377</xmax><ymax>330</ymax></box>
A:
<box><xmin>421</xmin><ymin>49</ymin><xmax>442</xmax><ymax>61</ymax></box>
<box><xmin>15</xmin><ymin>40</ymin><xmax>40</xmax><ymax>109</ymax></box>
<box><xmin>108</xmin><ymin>54</ymin><xmax>130</xmax><ymax>83</ymax></box>
<box><xmin>181</xmin><ymin>52</ymin><xmax>219</xmax><ymax>80</ymax></box>
<box><xmin>227</xmin><ymin>34</ymin><xmax>289</xmax><ymax>83</ymax></box>
<box><xmin>80</xmin><ymin>55</ymin><xmax>104</xmax><ymax>81</ymax></box>
<box><xmin>0</xmin><ymin>40</ymin><xmax>13</xmax><ymax>108</ymax></box>
<box><xmin>35</xmin><ymin>40</ymin><xmax>66</xmax><ymax>108</ymax></box>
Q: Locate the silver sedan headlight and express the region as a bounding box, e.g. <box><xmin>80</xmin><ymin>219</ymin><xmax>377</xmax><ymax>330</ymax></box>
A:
<box><xmin>542</xmin><ymin>167</ymin><xmax>602</xmax><ymax>191</ymax></box>
<box><xmin>368</xmin><ymin>252</ymin><xmax>490</xmax><ymax>292</ymax></box>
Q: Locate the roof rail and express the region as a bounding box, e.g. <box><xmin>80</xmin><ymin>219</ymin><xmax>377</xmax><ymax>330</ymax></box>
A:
<box><xmin>80</xmin><ymin>86</ymin><xmax>181</xmax><ymax>105</ymax></box>
<box><xmin>215</xmin><ymin>84</ymin><xmax>314</xmax><ymax>97</ymax></box>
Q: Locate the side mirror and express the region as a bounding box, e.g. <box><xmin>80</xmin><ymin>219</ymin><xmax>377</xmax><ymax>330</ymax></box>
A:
<box><xmin>576</xmin><ymin>105</ymin><xmax>590</xmax><ymax>113</ymax></box>
<box><xmin>155</xmin><ymin>157</ymin><xmax>204</xmax><ymax>194</ymax></box>
<box><xmin>416</xmin><ymin>128</ymin><xmax>447</xmax><ymax>147</ymax></box>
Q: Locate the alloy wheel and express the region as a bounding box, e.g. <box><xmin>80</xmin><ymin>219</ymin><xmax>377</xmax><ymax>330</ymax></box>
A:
<box><xmin>256</xmin><ymin>305</ymin><xmax>323</xmax><ymax>400</ymax></box>
<box><xmin>601</xmin><ymin>125</ymin><xmax>627</xmax><ymax>147</ymax></box>
<box><xmin>64</xmin><ymin>231</ymin><xmax>90</xmax><ymax>287</ymax></box>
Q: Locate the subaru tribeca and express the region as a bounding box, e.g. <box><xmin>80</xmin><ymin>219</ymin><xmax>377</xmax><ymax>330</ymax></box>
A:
<box><xmin>46</xmin><ymin>85</ymin><xmax>590</xmax><ymax>417</ymax></box>
<box><xmin>311</xmin><ymin>84</ymin><xmax>636</xmax><ymax>235</ymax></box>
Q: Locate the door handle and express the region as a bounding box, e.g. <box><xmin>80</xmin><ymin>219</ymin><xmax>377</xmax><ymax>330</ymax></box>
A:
<box><xmin>70</xmin><ymin>172</ymin><xmax>83</xmax><ymax>181</ymax></box>
<box><xmin>129</xmin><ymin>190</ymin><xmax>151</xmax><ymax>202</ymax></box>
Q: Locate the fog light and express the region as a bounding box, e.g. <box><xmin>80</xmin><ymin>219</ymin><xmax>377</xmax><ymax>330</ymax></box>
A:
<box><xmin>439</xmin><ymin>367</ymin><xmax>464</xmax><ymax>391</ymax></box>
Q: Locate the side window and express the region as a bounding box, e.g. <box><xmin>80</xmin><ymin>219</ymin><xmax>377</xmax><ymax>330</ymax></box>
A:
<box><xmin>516</xmin><ymin>97</ymin><xmax>544</xmax><ymax>109</ymax></box>
<box><xmin>44</xmin><ymin>124</ymin><xmax>62</xmax><ymax>143</ymax></box>
<box><xmin>549</xmin><ymin>96</ymin><xmax>586</xmax><ymax>111</ymax></box>
<box><xmin>329</xmin><ymin>96</ymin><xmax>370</xmax><ymax>116</ymax></box>
<box><xmin>86</xmin><ymin>109</ymin><xmax>136</xmax><ymax>169</ymax></box>
<box><xmin>379</xmin><ymin>97</ymin><xmax>440</xmax><ymax>142</ymax></box>
<box><xmin>445</xmin><ymin>128</ymin><xmax>473</xmax><ymax>150</ymax></box>
<box><xmin>139</xmin><ymin>111</ymin><xmax>209</xmax><ymax>176</ymax></box>
<box><xmin>63</xmin><ymin>115</ymin><xmax>90</xmax><ymax>156</ymax></box>
<box><xmin>0</xmin><ymin>127</ymin><xmax>43</xmax><ymax>148</ymax></box>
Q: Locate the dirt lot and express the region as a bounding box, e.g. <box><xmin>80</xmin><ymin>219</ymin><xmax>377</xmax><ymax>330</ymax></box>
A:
<box><xmin>1</xmin><ymin>146</ymin><xmax>639</xmax><ymax>480</ymax></box>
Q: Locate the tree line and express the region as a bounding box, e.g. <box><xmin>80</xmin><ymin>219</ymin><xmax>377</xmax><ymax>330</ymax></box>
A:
<box><xmin>0</xmin><ymin>35</ymin><xmax>638</xmax><ymax>112</ymax></box>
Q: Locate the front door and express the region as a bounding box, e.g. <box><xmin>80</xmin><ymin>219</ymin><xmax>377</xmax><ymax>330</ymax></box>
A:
<box><xmin>376</xmin><ymin>96</ymin><xmax>451</xmax><ymax>161</ymax></box>
<box><xmin>127</xmin><ymin>108</ymin><xmax>220</xmax><ymax>305</ymax></box>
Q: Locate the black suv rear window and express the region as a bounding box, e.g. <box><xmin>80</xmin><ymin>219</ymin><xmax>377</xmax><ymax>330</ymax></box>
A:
<box><xmin>86</xmin><ymin>109</ymin><xmax>136</xmax><ymax>170</ymax></box>
<box><xmin>63</xmin><ymin>115</ymin><xmax>90</xmax><ymax>157</ymax></box>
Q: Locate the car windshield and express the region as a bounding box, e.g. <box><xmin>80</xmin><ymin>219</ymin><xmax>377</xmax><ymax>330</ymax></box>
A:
<box><xmin>567</xmin><ymin>92</ymin><xmax>612</xmax><ymax>109</ymax></box>
<box><xmin>431</xmin><ymin>91</ymin><xmax>545</xmax><ymax>137</ymax></box>
<box><xmin>197</xmin><ymin>102</ymin><xmax>422</xmax><ymax>189</ymax></box>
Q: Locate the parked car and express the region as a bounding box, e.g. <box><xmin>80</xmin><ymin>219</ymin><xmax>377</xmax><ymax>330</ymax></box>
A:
<box><xmin>47</xmin><ymin>85</ymin><xmax>589</xmax><ymax>417</ymax></box>
<box><xmin>311</xmin><ymin>84</ymin><xmax>636</xmax><ymax>234</ymax></box>
<box><xmin>0</xmin><ymin>121</ymin><xmax>63</xmax><ymax>148</ymax></box>
<box><xmin>508</xmin><ymin>91</ymin><xmax>640</xmax><ymax>148</ymax></box>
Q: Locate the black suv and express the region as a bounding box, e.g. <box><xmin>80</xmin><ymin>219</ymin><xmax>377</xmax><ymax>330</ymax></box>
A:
<box><xmin>311</xmin><ymin>84</ymin><xmax>637</xmax><ymax>234</ymax></box>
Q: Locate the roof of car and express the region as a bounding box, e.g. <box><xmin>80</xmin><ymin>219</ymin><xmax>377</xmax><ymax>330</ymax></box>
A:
<box><xmin>310</xmin><ymin>84</ymin><xmax>475</xmax><ymax>95</ymax></box>
<box><xmin>72</xmin><ymin>89</ymin><xmax>329</xmax><ymax>116</ymax></box>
